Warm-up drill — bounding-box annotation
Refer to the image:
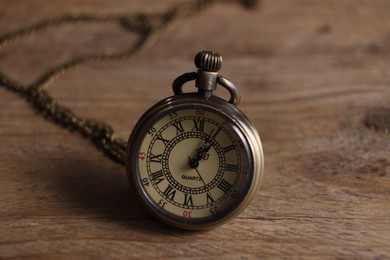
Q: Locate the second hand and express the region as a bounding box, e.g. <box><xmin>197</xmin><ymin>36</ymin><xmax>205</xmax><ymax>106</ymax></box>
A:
<box><xmin>188</xmin><ymin>156</ymin><xmax>215</xmax><ymax>201</ymax></box>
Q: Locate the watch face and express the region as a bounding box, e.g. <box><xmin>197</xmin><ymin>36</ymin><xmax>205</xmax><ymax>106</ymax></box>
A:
<box><xmin>127</xmin><ymin>97</ymin><xmax>261</xmax><ymax>229</ymax></box>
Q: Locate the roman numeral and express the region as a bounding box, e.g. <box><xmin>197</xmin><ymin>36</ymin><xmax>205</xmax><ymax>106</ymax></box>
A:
<box><xmin>151</xmin><ymin>170</ymin><xmax>164</xmax><ymax>185</ymax></box>
<box><xmin>183</xmin><ymin>194</ymin><xmax>194</xmax><ymax>207</ymax></box>
<box><xmin>226</xmin><ymin>164</ymin><xmax>238</xmax><ymax>172</ymax></box>
<box><xmin>192</xmin><ymin>118</ymin><xmax>205</xmax><ymax>132</ymax></box>
<box><xmin>156</xmin><ymin>133</ymin><xmax>169</xmax><ymax>146</ymax></box>
<box><xmin>206</xmin><ymin>192</ymin><xmax>214</xmax><ymax>204</ymax></box>
<box><xmin>223</xmin><ymin>144</ymin><xmax>236</xmax><ymax>153</ymax></box>
<box><xmin>162</xmin><ymin>185</ymin><xmax>176</xmax><ymax>200</ymax></box>
<box><xmin>173</xmin><ymin>120</ymin><xmax>185</xmax><ymax>135</ymax></box>
<box><xmin>150</xmin><ymin>153</ymin><xmax>162</xmax><ymax>163</ymax></box>
<box><xmin>218</xmin><ymin>179</ymin><xmax>232</xmax><ymax>194</ymax></box>
<box><xmin>210</xmin><ymin>127</ymin><xmax>221</xmax><ymax>138</ymax></box>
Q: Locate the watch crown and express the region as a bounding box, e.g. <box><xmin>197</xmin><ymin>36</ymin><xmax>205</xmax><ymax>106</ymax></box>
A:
<box><xmin>194</xmin><ymin>51</ymin><xmax>222</xmax><ymax>72</ymax></box>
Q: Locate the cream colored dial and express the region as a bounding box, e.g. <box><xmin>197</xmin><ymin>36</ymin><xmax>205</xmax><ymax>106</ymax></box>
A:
<box><xmin>135</xmin><ymin>107</ymin><xmax>251</xmax><ymax>221</ymax></box>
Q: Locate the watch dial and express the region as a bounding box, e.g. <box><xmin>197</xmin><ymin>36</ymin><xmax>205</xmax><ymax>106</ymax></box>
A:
<box><xmin>134</xmin><ymin>107</ymin><xmax>252</xmax><ymax>225</ymax></box>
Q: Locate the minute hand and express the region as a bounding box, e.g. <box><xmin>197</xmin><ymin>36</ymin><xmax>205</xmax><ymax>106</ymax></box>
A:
<box><xmin>194</xmin><ymin>130</ymin><xmax>215</xmax><ymax>162</ymax></box>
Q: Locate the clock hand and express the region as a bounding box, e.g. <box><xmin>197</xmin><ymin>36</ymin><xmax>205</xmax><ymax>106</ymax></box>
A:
<box><xmin>188</xmin><ymin>156</ymin><xmax>206</xmax><ymax>185</ymax></box>
<box><xmin>188</xmin><ymin>156</ymin><xmax>199</xmax><ymax>169</ymax></box>
<box><xmin>194</xmin><ymin>146</ymin><xmax>207</xmax><ymax>162</ymax></box>
<box><xmin>193</xmin><ymin>131</ymin><xmax>214</xmax><ymax>163</ymax></box>
<box><xmin>202</xmin><ymin>129</ymin><xmax>214</xmax><ymax>151</ymax></box>
<box><xmin>190</xmin><ymin>145</ymin><xmax>207</xmax><ymax>165</ymax></box>
<box><xmin>194</xmin><ymin>167</ymin><xmax>208</xmax><ymax>189</ymax></box>
<box><xmin>188</xmin><ymin>156</ymin><xmax>215</xmax><ymax>201</ymax></box>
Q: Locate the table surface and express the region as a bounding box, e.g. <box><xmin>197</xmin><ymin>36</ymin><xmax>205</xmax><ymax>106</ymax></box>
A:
<box><xmin>1</xmin><ymin>0</ymin><xmax>389</xmax><ymax>258</ymax></box>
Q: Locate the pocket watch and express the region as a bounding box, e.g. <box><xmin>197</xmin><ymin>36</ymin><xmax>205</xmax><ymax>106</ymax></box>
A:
<box><xmin>126</xmin><ymin>51</ymin><xmax>264</xmax><ymax>230</ymax></box>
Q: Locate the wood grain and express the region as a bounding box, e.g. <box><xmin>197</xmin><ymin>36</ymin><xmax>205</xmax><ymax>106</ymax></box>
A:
<box><xmin>1</xmin><ymin>0</ymin><xmax>390</xmax><ymax>258</ymax></box>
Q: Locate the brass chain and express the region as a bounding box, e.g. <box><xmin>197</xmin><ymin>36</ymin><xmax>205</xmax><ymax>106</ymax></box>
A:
<box><xmin>0</xmin><ymin>0</ymin><xmax>258</xmax><ymax>166</ymax></box>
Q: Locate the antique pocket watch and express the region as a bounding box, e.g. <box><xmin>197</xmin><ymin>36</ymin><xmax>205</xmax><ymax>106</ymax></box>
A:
<box><xmin>126</xmin><ymin>51</ymin><xmax>264</xmax><ymax>230</ymax></box>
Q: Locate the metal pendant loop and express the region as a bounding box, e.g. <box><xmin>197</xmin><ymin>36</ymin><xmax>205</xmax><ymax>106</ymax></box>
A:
<box><xmin>172</xmin><ymin>72</ymin><xmax>197</xmax><ymax>95</ymax></box>
<box><xmin>217</xmin><ymin>76</ymin><xmax>240</xmax><ymax>105</ymax></box>
<box><xmin>172</xmin><ymin>73</ymin><xmax>241</xmax><ymax>106</ymax></box>
<box><xmin>172</xmin><ymin>51</ymin><xmax>241</xmax><ymax>106</ymax></box>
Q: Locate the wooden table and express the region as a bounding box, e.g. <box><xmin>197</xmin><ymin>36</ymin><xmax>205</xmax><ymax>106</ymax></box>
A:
<box><xmin>1</xmin><ymin>0</ymin><xmax>389</xmax><ymax>258</ymax></box>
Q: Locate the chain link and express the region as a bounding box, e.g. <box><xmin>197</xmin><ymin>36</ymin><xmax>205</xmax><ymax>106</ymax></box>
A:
<box><xmin>0</xmin><ymin>0</ymin><xmax>258</xmax><ymax>166</ymax></box>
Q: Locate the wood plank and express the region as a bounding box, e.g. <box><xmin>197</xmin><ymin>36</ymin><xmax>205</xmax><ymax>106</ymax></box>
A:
<box><xmin>1</xmin><ymin>0</ymin><xmax>389</xmax><ymax>258</ymax></box>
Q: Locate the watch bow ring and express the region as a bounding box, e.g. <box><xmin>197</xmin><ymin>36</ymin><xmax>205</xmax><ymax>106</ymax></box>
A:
<box><xmin>126</xmin><ymin>50</ymin><xmax>264</xmax><ymax>230</ymax></box>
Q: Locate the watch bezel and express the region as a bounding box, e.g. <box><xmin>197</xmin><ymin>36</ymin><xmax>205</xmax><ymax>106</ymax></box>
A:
<box><xmin>126</xmin><ymin>94</ymin><xmax>264</xmax><ymax>230</ymax></box>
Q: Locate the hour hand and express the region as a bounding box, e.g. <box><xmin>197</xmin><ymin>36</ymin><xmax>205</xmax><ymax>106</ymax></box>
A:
<box><xmin>188</xmin><ymin>156</ymin><xmax>199</xmax><ymax>169</ymax></box>
<box><xmin>195</xmin><ymin>140</ymin><xmax>212</xmax><ymax>161</ymax></box>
